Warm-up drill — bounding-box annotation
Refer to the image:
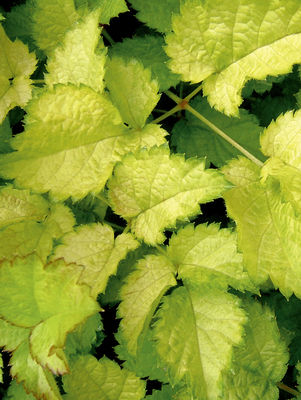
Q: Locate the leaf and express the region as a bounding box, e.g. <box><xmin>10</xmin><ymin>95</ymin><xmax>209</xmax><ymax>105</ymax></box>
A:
<box><xmin>167</xmin><ymin>223</ymin><xmax>255</xmax><ymax>292</ymax></box>
<box><xmin>53</xmin><ymin>223</ymin><xmax>139</xmax><ymax>298</ymax></box>
<box><xmin>0</xmin><ymin>117</ymin><xmax>13</xmax><ymax>153</ymax></box>
<box><xmin>221</xmin><ymin>299</ymin><xmax>289</xmax><ymax>400</ymax></box>
<box><xmin>45</xmin><ymin>9</ymin><xmax>107</xmax><ymax>92</ymax></box>
<box><xmin>222</xmin><ymin>157</ymin><xmax>301</xmax><ymax>298</ymax></box>
<box><xmin>171</xmin><ymin>97</ymin><xmax>265</xmax><ymax>167</ymax></box>
<box><xmin>65</xmin><ymin>314</ymin><xmax>103</xmax><ymax>359</ymax></box>
<box><xmin>0</xmin><ymin>254</ymin><xmax>100</xmax><ymax>374</ymax></box>
<box><xmin>110</xmin><ymin>35</ymin><xmax>180</xmax><ymax>91</ymax></box>
<box><xmin>75</xmin><ymin>0</ymin><xmax>128</xmax><ymax>24</ymax></box>
<box><xmin>0</xmin><ymin>319</ymin><xmax>61</xmax><ymax>400</ymax></box>
<box><xmin>0</xmin><ymin>24</ymin><xmax>36</xmax><ymax>123</ymax></box>
<box><xmin>260</xmin><ymin>110</ymin><xmax>301</xmax><ymax>213</ymax></box>
<box><xmin>0</xmin><ymin>85</ymin><xmax>166</xmax><ymax>200</ymax></box>
<box><xmin>0</xmin><ymin>200</ymin><xmax>74</xmax><ymax>262</ymax></box>
<box><xmin>117</xmin><ymin>254</ymin><xmax>176</xmax><ymax>356</ymax></box>
<box><xmin>128</xmin><ymin>0</ymin><xmax>180</xmax><ymax>33</ymax></box>
<box><xmin>32</xmin><ymin>0</ymin><xmax>79</xmax><ymax>55</ymax></box>
<box><xmin>5</xmin><ymin>380</ymin><xmax>36</xmax><ymax>400</ymax></box>
<box><xmin>166</xmin><ymin>0</ymin><xmax>301</xmax><ymax>115</ymax></box>
<box><xmin>108</xmin><ymin>146</ymin><xmax>229</xmax><ymax>245</ymax></box>
<box><xmin>105</xmin><ymin>56</ymin><xmax>160</xmax><ymax>129</ymax></box>
<box><xmin>63</xmin><ymin>355</ymin><xmax>145</xmax><ymax>400</ymax></box>
<box><xmin>153</xmin><ymin>284</ymin><xmax>247</xmax><ymax>400</ymax></box>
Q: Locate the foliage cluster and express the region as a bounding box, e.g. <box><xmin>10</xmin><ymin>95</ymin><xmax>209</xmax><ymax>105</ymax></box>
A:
<box><xmin>1</xmin><ymin>0</ymin><xmax>301</xmax><ymax>399</ymax></box>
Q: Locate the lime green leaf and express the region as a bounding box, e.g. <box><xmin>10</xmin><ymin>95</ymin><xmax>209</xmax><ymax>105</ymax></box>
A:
<box><xmin>110</xmin><ymin>36</ymin><xmax>180</xmax><ymax>91</ymax></box>
<box><xmin>0</xmin><ymin>185</ymin><xmax>49</xmax><ymax>228</ymax></box>
<box><xmin>172</xmin><ymin>97</ymin><xmax>265</xmax><ymax>167</ymax></box>
<box><xmin>145</xmin><ymin>385</ymin><xmax>174</xmax><ymax>400</ymax></box>
<box><xmin>63</xmin><ymin>355</ymin><xmax>145</xmax><ymax>400</ymax></box>
<box><xmin>116</xmin><ymin>327</ymin><xmax>168</xmax><ymax>383</ymax></box>
<box><xmin>129</xmin><ymin>0</ymin><xmax>180</xmax><ymax>33</ymax></box>
<box><xmin>167</xmin><ymin>223</ymin><xmax>255</xmax><ymax>292</ymax></box>
<box><xmin>0</xmin><ymin>117</ymin><xmax>12</xmax><ymax>153</ymax></box>
<box><xmin>0</xmin><ymin>319</ymin><xmax>61</xmax><ymax>400</ymax></box>
<box><xmin>5</xmin><ymin>380</ymin><xmax>36</xmax><ymax>400</ymax></box>
<box><xmin>153</xmin><ymin>285</ymin><xmax>246</xmax><ymax>400</ymax></box>
<box><xmin>166</xmin><ymin>0</ymin><xmax>301</xmax><ymax>115</ymax></box>
<box><xmin>118</xmin><ymin>254</ymin><xmax>176</xmax><ymax>356</ymax></box>
<box><xmin>11</xmin><ymin>339</ymin><xmax>62</xmax><ymax>400</ymax></box>
<box><xmin>32</xmin><ymin>0</ymin><xmax>80</xmax><ymax>55</ymax></box>
<box><xmin>53</xmin><ymin>223</ymin><xmax>139</xmax><ymax>298</ymax></box>
<box><xmin>108</xmin><ymin>146</ymin><xmax>229</xmax><ymax>245</ymax></box>
<box><xmin>222</xmin><ymin>157</ymin><xmax>301</xmax><ymax>298</ymax></box>
<box><xmin>0</xmin><ymin>254</ymin><xmax>100</xmax><ymax>374</ymax></box>
<box><xmin>0</xmin><ymin>24</ymin><xmax>36</xmax><ymax>123</ymax></box>
<box><xmin>222</xmin><ymin>299</ymin><xmax>288</xmax><ymax>400</ymax></box>
<box><xmin>97</xmin><ymin>0</ymin><xmax>128</xmax><ymax>24</ymax></box>
<box><xmin>260</xmin><ymin>110</ymin><xmax>301</xmax><ymax>213</ymax></box>
<box><xmin>105</xmin><ymin>57</ymin><xmax>160</xmax><ymax>129</ymax></box>
<box><xmin>45</xmin><ymin>10</ymin><xmax>106</xmax><ymax>92</ymax></box>
<box><xmin>0</xmin><ymin>85</ymin><xmax>166</xmax><ymax>200</ymax></box>
<box><xmin>0</xmin><ymin>200</ymin><xmax>74</xmax><ymax>262</ymax></box>
<box><xmin>65</xmin><ymin>314</ymin><xmax>103</xmax><ymax>359</ymax></box>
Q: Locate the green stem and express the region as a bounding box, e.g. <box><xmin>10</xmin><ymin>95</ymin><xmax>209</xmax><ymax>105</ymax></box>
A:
<box><xmin>32</xmin><ymin>79</ymin><xmax>45</xmax><ymax>85</ymax></box>
<box><xmin>277</xmin><ymin>382</ymin><xmax>300</xmax><ymax>397</ymax></box>
<box><xmin>102</xmin><ymin>28</ymin><xmax>115</xmax><ymax>45</ymax></box>
<box><xmin>104</xmin><ymin>221</ymin><xmax>125</xmax><ymax>232</ymax></box>
<box><xmin>152</xmin><ymin>104</ymin><xmax>182</xmax><ymax>124</ymax></box>
<box><xmin>123</xmin><ymin>225</ymin><xmax>130</xmax><ymax>234</ymax></box>
<box><xmin>184</xmin><ymin>83</ymin><xmax>203</xmax><ymax>102</ymax></box>
<box><xmin>186</xmin><ymin>104</ymin><xmax>264</xmax><ymax>167</ymax></box>
<box><xmin>95</xmin><ymin>193</ymin><xmax>110</xmax><ymax>207</ymax></box>
<box><xmin>165</xmin><ymin>90</ymin><xmax>264</xmax><ymax>167</ymax></box>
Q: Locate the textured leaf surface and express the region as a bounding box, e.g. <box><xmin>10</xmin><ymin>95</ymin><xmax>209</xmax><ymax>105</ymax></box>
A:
<box><xmin>223</xmin><ymin>157</ymin><xmax>301</xmax><ymax>298</ymax></box>
<box><xmin>0</xmin><ymin>85</ymin><xmax>166</xmax><ymax>200</ymax></box>
<box><xmin>260</xmin><ymin>110</ymin><xmax>301</xmax><ymax>213</ymax></box>
<box><xmin>0</xmin><ymin>201</ymin><xmax>74</xmax><ymax>261</ymax></box>
<box><xmin>222</xmin><ymin>300</ymin><xmax>288</xmax><ymax>400</ymax></box>
<box><xmin>75</xmin><ymin>0</ymin><xmax>128</xmax><ymax>24</ymax></box>
<box><xmin>0</xmin><ymin>320</ymin><xmax>61</xmax><ymax>400</ymax></box>
<box><xmin>0</xmin><ymin>254</ymin><xmax>100</xmax><ymax>374</ymax></box>
<box><xmin>45</xmin><ymin>10</ymin><xmax>106</xmax><ymax>92</ymax></box>
<box><xmin>0</xmin><ymin>24</ymin><xmax>36</xmax><ymax>123</ymax></box>
<box><xmin>105</xmin><ymin>57</ymin><xmax>160</xmax><ymax>129</ymax></box>
<box><xmin>110</xmin><ymin>36</ymin><xmax>180</xmax><ymax>91</ymax></box>
<box><xmin>0</xmin><ymin>117</ymin><xmax>12</xmax><ymax>153</ymax></box>
<box><xmin>166</xmin><ymin>0</ymin><xmax>301</xmax><ymax>115</ymax></box>
<box><xmin>118</xmin><ymin>254</ymin><xmax>176</xmax><ymax>355</ymax></box>
<box><xmin>129</xmin><ymin>0</ymin><xmax>180</xmax><ymax>33</ymax></box>
<box><xmin>167</xmin><ymin>223</ymin><xmax>255</xmax><ymax>292</ymax></box>
<box><xmin>108</xmin><ymin>146</ymin><xmax>229</xmax><ymax>244</ymax></box>
<box><xmin>5</xmin><ymin>380</ymin><xmax>36</xmax><ymax>399</ymax></box>
<box><xmin>32</xmin><ymin>0</ymin><xmax>79</xmax><ymax>55</ymax></box>
<box><xmin>63</xmin><ymin>355</ymin><xmax>145</xmax><ymax>400</ymax></box>
<box><xmin>154</xmin><ymin>285</ymin><xmax>246</xmax><ymax>400</ymax></box>
<box><xmin>172</xmin><ymin>97</ymin><xmax>265</xmax><ymax>167</ymax></box>
<box><xmin>53</xmin><ymin>223</ymin><xmax>139</xmax><ymax>298</ymax></box>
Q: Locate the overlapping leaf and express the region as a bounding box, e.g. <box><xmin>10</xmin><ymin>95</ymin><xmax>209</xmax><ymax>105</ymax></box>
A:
<box><xmin>53</xmin><ymin>223</ymin><xmax>139</xmax><ymax>298</ymax></box>
<box><xmin>221</xmin><ymin>299</ymin><xmax>289</xmax><ymax>400</ymax></box>
<box><xmin>31</xmin><ymin>0</ymin><xmax>79</xmax><ymax>55</ymax></box>
<box><xmin>153</xmin><ymin>284</ymin><xmax>247</xmax><ymax>400</ymax></box>
<box><xmin>167</xmin><ymin>223</ymin><xmax>255</xmax><ymax>292</ymax></box>
<box><xmin>4</xmin><ymin>379</ymin><xmax>36</xmax><ymax>400</ymax></box>
<box><xmin>63</xmin><ymin>355</ymin><xmax>145</xmax><ymax>400</ymax></box>
<box><xmin>260</xmin><ymin>110</ymin><xmax>301</xmax><ymax>213</ymax></box>
<box><xmin>0</xmin><ymin>117</ymin><xmax>12</xmax><ymax>153</ymax></box>
<box><xmin>108</xmin><ymin>146</ymin><xmax>229</xmax><ymax>244</ymax></box>
<box><xmin>105</xmin><ymin>56</ymin><xmax>160</xmax><ymax>129</ymax></box>
<box><xmin>166</xmin><ymin>0</ymin><xmax>301</xmax><ymax>115</ymax></box>
<box><xmin>117</xmin><ymin>254</ymin><xmax>176</xmax><ymax>356</ymax></box>
<box><xmin>45</xmin><ymin>10</ymin><xmax>106</xmax><ymax>92</ymax></box>
<box><xmin>172</xmin><ymin>97</ymin><xmax>265</xmax><ymax>167</ymax></box>
<box><xmin>75</xmin><ymin>0</ymin><xmax>128</xmax><ymax>24</ymax></box>
<box><xmin>0</xmin><ymin>24</ymin><xmax>36</xmax><ymax>123</ymax></box>
<box><xmin>129</xmin><ymin>0</ymin><xmax>180</xmax><ymax>33</ymax></box>
<box><xmin>0</xmin><ymin>85</ymin><xmax>166</xmax><ymax>200</ymax></box>
<box><xmin>0</xmin><ymin>254</ymin><xmax>100</xmax><ymax>375</ymax></box>
<box><xmin>110</xmin><ymin>36</ymin><xmax>180</xmax><ymax>91</ymax></box>
<box><xmin>223</xmin><ymin>157</ymin><xmax>301</xmax><ymax>298</ymax></box>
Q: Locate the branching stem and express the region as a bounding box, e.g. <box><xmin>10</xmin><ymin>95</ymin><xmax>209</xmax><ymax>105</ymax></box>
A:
<box><xmin>277</xmin><ymin>382</ymin><xmax>300</xmax><ymax>397</ymax></box>
<box><xmin>165</xmin><ymin>90</ymin><xmax>264</xmax><ymax>167</ymax></box>
<box><xmin>152</xmin><ymin>104</ymin><xmax>182</xmax><ymax>124</ymax></box>
<box><xmin>102</xmin><ymin>28</ymin><xmax>115</xmax><ymax>45</ymax></box>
